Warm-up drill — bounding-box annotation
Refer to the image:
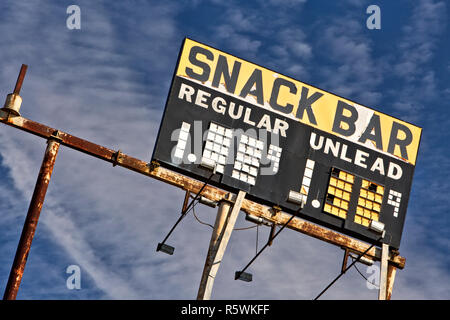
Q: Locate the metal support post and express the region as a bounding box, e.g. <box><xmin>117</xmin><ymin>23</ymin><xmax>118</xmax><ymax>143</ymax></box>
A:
<box><xmin>181</xmin><ymin>190</ymin><xmax>190</xmax><ymax>214</ymax></box>
<box><xmin>197</xmin><ymin>191</ymin><xmax>246</xmax><ymax>300</ymax></box>
<box><xmin>341</xmin><ymin>248</ymin><xmax>350</xmax><ymax>273</ymax></box>
<box><xmin>0</xmin><ymin>110</ymin><xmax>407</xmax><ymax>270</ymax></box>
<box><xmin>386</xmin><ymin>263</ymin><xmax>397</xmax><ymax>300</ymax></box>
<box><xmin>378</xmin><ymin>243</ymin><xmax>389</xmax><ymax>300</ymax></box>
<box><xmin>0</xmin><ymin>64</ymin><xmax>406</xmax><ymax>300</ymax></box>
<box><xmin>3</xmin><ymin>139</ymin><xmax>60</xmax><ymax>300</ymax></box>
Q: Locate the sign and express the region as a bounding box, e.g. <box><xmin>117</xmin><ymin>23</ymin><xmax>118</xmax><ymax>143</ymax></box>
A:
<box><xmin>152</xmin><ymin>38</ymin><xmax>422</xmax><ymax>249</ymax></box>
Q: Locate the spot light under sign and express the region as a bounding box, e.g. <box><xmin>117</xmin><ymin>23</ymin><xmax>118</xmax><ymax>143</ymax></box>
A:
<box><xmin>287</xmin><ymin>190</ymin><xmax>306</xmax><ymax>207</ymax></box>
<box><xmin>199</xmin><ymin>196</ymin><xmax>217</xmax><ymax>208</ymax></box>
<box><xmin>245</xmin><ymin>214</ymin><xmax>271</xmax><ymax>226</ymax></box>
<box><xmin>235</xmin><ymin>271</ymin><xmax>252</xmax><ymax>282</ymax></box>
<box><xmin>349</xmin><ymin>252</ymin><xmax>374</xmax><ymax>266</ymax></box>
<box><xmin>156</xmin><ymin>243</ymin><xmax>175</xmax><ymax>255</ymax></box>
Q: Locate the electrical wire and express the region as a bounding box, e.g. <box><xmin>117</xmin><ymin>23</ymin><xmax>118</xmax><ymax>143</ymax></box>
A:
<box><xmin>235</xmin><ymin>213</ymin><xmax>297</xmax><ymax>280</ymax></box>
<box><xmin>234</xmin><ymin>225</ymin><xmax>258</xmax><ymax>231</ymax></box>
<box><xmin>189</xmin><ymin>193</ymin><xmax>258</xmax><ymax>231</ymax></box>
<box><xmin>313</xmin><ymin>239</ymin><xmax>380</xmax><ymax>300</ymax></box>
<box><xmin>192</xmin><ymin>202</ymin><xmax>214</xmax><ymax>229</ymax></box>
<box><xmin>157</xmin><ymin>172</ymin><xmax>215</xmax><ymax>248</ymax></box>
<box><xmin>350</xmin><ymin>256</ymin><xmax>379</xmax><ymax>289</ymax></box>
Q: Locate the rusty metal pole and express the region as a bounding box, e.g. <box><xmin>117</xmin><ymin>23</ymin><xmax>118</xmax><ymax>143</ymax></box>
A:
<box><xmin>0</xmin><ymin>112</ymin><xmax>408</xmax><ymax>270</ymax></box>
<box><xmin>378</xmin><ymin>243</ymin><xmax>389</xmax><ymax>300</ymax></box>
<box><xmin>386</xmin><ymin>264</ymin><xmax>397</xmax><ymax>300</ymax></box>
<box><xmin>3</xmin><ymin>139</ymin><xmax>60</xmax><ymax>300</ymax></box>
<box><xmin>197</xmin><ymin>191</ymin><xmax>246</xmax><ymax>300</ymax></box>
<box><xmin>13</xmin><ymin>64</ymin><xmax>28</xmax><ymax>95</ymax></box>
<box><xmin>197</xmin><ymin>198</ymin><xmax>232</xmax><ymax>300</ymax></box>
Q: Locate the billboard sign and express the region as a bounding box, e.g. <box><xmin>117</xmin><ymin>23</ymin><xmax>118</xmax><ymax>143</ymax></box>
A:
<box><xmin>152</xmin><ymin>38</ymin><xmax>422</xmax><ymax>249</ymax></box>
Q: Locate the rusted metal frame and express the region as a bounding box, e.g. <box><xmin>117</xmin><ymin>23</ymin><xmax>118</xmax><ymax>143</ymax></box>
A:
<box><xmin>313</xmin><ymin>238</ymin><xmax>380</xmax><ymax>300</ymax></box>
<box><xmin>243</xmin><ymin>206</ymin><xmax>404</xmax><ymax>269</ymax></box>
<box><xmin>341</xmin><ymin>248</ymin><xmax>350</xmax><ymax>274</ymax></box>
<box><xmin>0</xmin><ymin>113</ymin><xmax>405</xmax><ymax>269</ymax></box>
<box><xmin>386</xmin><ymin>264</ymin><xmax>397</xmax><ymax>300</ymax></box>
<box><xmin>157</xmin><ymin>171</ymin><xmax>215</xmax><ymax>250</ymax></box>
<box><xmin>267</xmin><ymin>223</ymin><xmax>276</xmax><ymax>247</ymax></box>
<box><xmin>3</xmin><ymin>139</ymin><xmax>60</xmax><ymax>300</ymax></box>
<box><xmin>181</xmin><ymin>190</ymin><xmax>190</xmax><ymax>214</ymax></box>
<box><xmin>197</xmin><ymin>197</ymin><xmax>232</xmax><ymax>300</ymax></box>
<box><xmin>378</xmin><ymin>243</ymin><xmax>389</xmax><ymax>300</ymax></box>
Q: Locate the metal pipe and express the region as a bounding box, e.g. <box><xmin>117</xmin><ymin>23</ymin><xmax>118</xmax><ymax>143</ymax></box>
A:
<box><xmin>378</xmin><ymin>243</ymin><xmax>389</xmax><ymax>300</ymax></box>
<box><xmin>0</xmin><ymin>113</ymin><xmax>406</xmax><ymax>269</ymax></box>
<box><xmin>197</xmin><ymin>198</ymin><xmax>232</xmax><ymax>300</ymax></box>
<box><xmin>181</xmin><ymin>190</ymin><xmax>190</xmax><ymax>214</ymax></box>
<box><xmin>14</xmin><ymin>64</ymin><xmax>28</xmax><ymax>95</ymax></box>
<box><xmin>197</xmin><ymin>191</ymin><xmax>246</xmax><ymax>300</ymax></box>
<box><xmin>341</xmin><ymin>249</ymin><xmax>350</xmax><ymax>273</ymax></box>
<box><xmin>3</xmin><ymin>139</ymin><xmax>60</xmax><ymax>300</ymax></box>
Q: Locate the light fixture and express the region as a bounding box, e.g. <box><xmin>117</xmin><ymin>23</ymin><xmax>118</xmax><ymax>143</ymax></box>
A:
<box><xmin>156</xmin><ymin>243</ymin><xmax>175</xmax><ymax>255</ymax></box>
<box><xmin>234</xmin><ymin>211</ymin><xmax>298</xmax><ymax>285</ymax></box>
<box><xmin>199</xmin><ymin>196</ymin><xmax>217</xmax><ymax>208</ymax></box>
<box><xmin>287</xmin><ymin>190</ymin><xmax>306</xmax><ymax>207</ymax></box>
<box><xmin>235</xmin><ymin>271</ymin><xmax>252</xmax><ymax>282</ymax></box>
<box><xmin>245</xmin><ymin>213</ymin><xmax>271</xmax><ymax>226</ymax></box>
<box><xmin>349</xmin><ymin>252</ymin><xmax>374</xmax><ymax>266</ymax></box>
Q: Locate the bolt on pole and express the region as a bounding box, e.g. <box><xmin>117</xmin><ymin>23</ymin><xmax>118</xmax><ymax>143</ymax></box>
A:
<box><xmin>3</xmin><ymin>139</ymin><xmax>60</xmax><ymax>300</ymax></box>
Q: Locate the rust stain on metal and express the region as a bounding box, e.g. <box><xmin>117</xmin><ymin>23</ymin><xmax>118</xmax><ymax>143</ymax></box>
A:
<box><xmin>13</xmin><ymin>65</ymin><xmax>28</xmax><ymax>95</ymax></box>
<box><xmin>0</xmin><ymin>114</ymin><xmax>406</xmax><ymax>270</ymax></box>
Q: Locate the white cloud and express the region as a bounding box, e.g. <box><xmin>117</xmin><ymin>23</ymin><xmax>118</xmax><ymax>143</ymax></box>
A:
<box><xmin>268</xmin><ymin>0</ymin><xmax>307</xmax><ymax>6</ymax></box>
<box><xmin>0</xmin><ymin>0</ymin><xmax>183</xmax><ymax>299</ymax></box>
<box><xmin>316</xmin><ymin>17</ymin><xmax>383</xmax><ymax>106</ymax></box>
<box><xmin>390</xmin><ymin>0</ymin><xmax>446</xmax><ymax>122</ymax></box>
<box><xmin>0</xmin><ymin>0</ymin><xmax>448</xmax><ymax>301</ymax></box>
<box><xmin>394</xmin><ymin>0</ymin><xmax>446</xmax><ymax>81</ymax></box>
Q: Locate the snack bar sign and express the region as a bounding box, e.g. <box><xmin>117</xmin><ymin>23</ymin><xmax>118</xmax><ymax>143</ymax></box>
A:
<box><xmin>152</xmin><ymin>38</ymin><xmax>422</xmax><ymax>249</ymax></box>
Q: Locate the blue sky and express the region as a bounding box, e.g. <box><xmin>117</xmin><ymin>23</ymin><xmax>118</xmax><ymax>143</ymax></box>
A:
<box><xmin>0</xmin><ymin>0</ymin><xmax>448</xmax><ymax>299</ymax></box>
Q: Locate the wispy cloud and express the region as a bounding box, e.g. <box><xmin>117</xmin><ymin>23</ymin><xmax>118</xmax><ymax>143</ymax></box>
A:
<box><xmin>391</xmin><ymin>0</ymin><xmax>447</xmax><ymax>122</ymax></box>
<box><xmin>314</xmin><ymin>14</ymin><xmax>384</xmax><ymax>106</ymax></box>
<box><xmin>0</xmin><ymin>0</ymin><xmax>448</xmax><ymax>300</ymax></box>
<box><xmin>0</xmin><ymin>0</ymin><xmax>183</xmax><ymax>299</ymax></box>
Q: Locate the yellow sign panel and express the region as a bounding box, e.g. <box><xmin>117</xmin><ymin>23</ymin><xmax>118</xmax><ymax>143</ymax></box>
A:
<box><xmin>176</xmin><ymin>38</ymin><xmax>422</xmax><ymax>165</ymax></box>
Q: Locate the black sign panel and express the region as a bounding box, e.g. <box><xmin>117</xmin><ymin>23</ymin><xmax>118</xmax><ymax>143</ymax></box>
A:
<box><xmin>152</xmin><ymin>39</ymin><xmax>421</xmax><ymax>249</ymax></box>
